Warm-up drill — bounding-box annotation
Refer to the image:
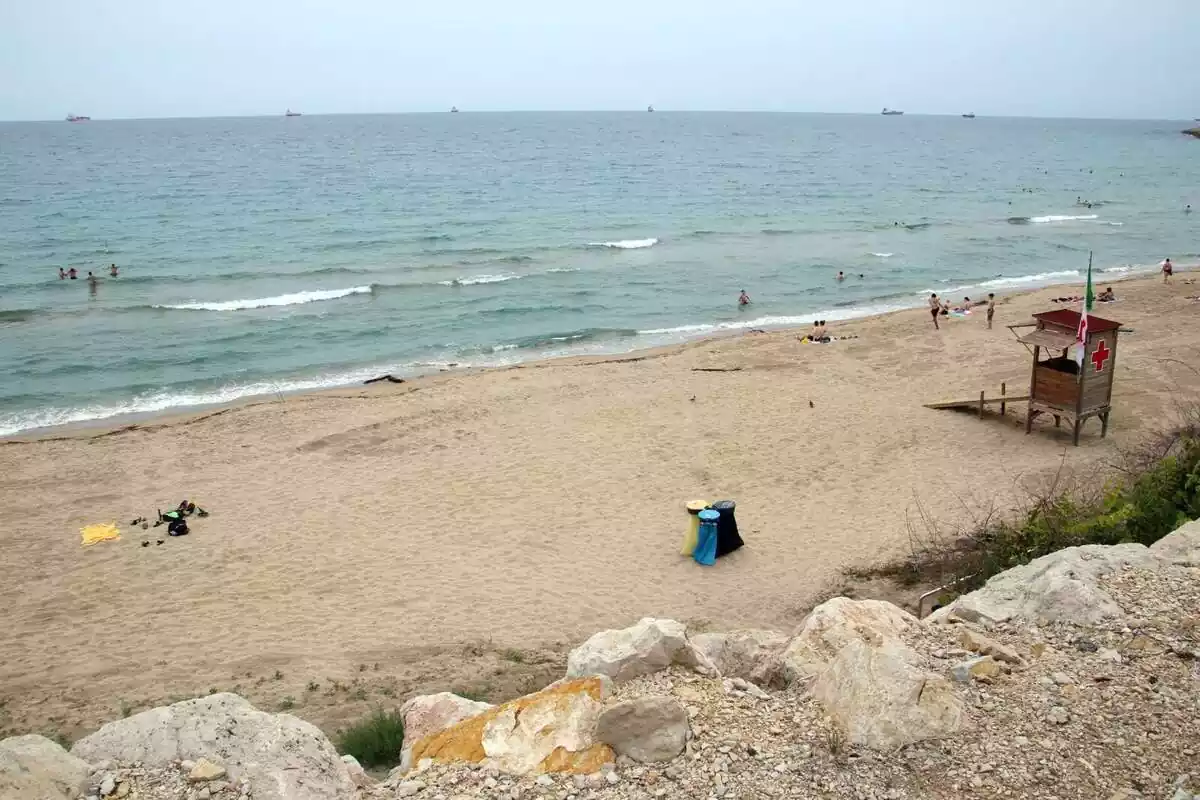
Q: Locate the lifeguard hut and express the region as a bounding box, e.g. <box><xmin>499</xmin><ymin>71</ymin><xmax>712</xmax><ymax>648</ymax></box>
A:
<box><xmin>1015</xmin><ymin>308</ymin><xmax>1121</xmax><ymax>445</ymax></box>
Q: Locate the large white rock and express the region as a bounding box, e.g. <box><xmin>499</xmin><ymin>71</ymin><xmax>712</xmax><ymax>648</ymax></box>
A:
<box><xmin>690</xmin><ymin>629</ymin><xmax>789</xmax><ymax>687</ymax></box>
<box><xmin>1150</xmin><ymin>519</ymin><xmax>1200</xmax><ymax>566</ymax></box>
<box><xmin>811</xmin><ymin>638</ymin><xmax>968</xmax><ymax>750</ymax></box>
<box><xmin>595</xmin><ymin>696</ymin><xmax>689</xmax><ymax>763</ymax></box>
<box><xmin>70</xmin><ymin>694</ymin><xmax>355</xmax><ymax>800</ymax></box>
<box><xmin>398</xmin><ymin>692</ymin><xmax>493</xmax><ymax>773</ymax></box>
<box><xmin>0</xmin><ymin>734</ymin><xmax>92</xmax><ymax>800</ymax></box>
<box><xmin>929</xmin><ymin>543</ymin><xmax>1159</xmax><ymax>626</ymax></box>
<box><xmin>565</xmin><ymin>618</ymin><xmax>714</xmax><ymax>682</ymax></box>
<box><xmin>781</xmin><ymin>598</ymin><xmax>917</xmax><ymax>684</ymax></box>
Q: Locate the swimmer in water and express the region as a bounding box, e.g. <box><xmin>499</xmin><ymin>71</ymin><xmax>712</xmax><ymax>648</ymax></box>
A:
<box><xmin>58</xmin><ymin>267</ymin><xmax>66</xmax><ymax>280</ymax></box>
<box><xmin>1187</xmin><ymin>205</ymin><xmax>1192</xmax><ymax>214</ymax></box>
<box><xmin>738</xmin><ymin>290</ymin><xmax>750</xmax><ymax>306</ymax></box>
<box><xmin>68</xmin><ymin>267</ymin><xmax>77</xmax><ymax>280</ymax></box>
<box><xmin>836</xmin><ymin>271</ymin><xmax>845</xmax><ymax>282</ymax></box>
<box><xmin>109</xmin><ymin>263</ymin><xmax>118</xmax><ymax>277</ymax></box>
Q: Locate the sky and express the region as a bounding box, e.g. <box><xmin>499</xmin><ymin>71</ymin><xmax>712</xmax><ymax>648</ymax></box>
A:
<box><xmin>1</xmin><ymin>0</ymin><xmax>1198</xmax><ymax>121</ymax></box>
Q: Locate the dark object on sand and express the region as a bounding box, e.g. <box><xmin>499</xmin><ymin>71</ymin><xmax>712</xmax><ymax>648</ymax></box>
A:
<box><xmin>809</xmin><ymin>400</ymin><xmax>814</xmax><ymax>408</ymax></box>
<box><xmin>364</xmin><ymin>374</ymin><xmax>406</xmax><ymax>385</ymax></box>
<box><xmin>167</xmin><ymin>518</ymin><xmax>189</xmax><ymax>536</ymax></box>
<box><xmin>709</xmin><ymin>499</ymin><xmax>745</xmax><ymax>557</ymax></box>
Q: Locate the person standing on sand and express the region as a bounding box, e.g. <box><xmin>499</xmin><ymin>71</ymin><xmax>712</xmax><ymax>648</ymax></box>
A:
<box><xmin>986</xmin><ymin>293</ymin><xmax>996</xmax><ymax>329</ymax></box>
<box><xmin>1162</xmin><ymin>258</ymin><xmax>1173</xmax><ymax>283</ymax></box>
<box><xmin>738</xmin><ymin>290</ymin><xmax>750</xmax><ymax>306</ymax></box>
<box><xmin>929</xmin><ymin>293</ymin><xmax>940</xmax><ymax>330</ymax></box>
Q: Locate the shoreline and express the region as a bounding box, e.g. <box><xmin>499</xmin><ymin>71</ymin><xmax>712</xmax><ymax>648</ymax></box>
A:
<box><xmin>4</xmin><ymin>262</ymin><xmax>1190</xmax><ymax>443</ymax></box>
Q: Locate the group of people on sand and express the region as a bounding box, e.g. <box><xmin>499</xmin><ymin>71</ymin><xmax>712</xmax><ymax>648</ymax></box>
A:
<box><xmin>928</xmin><ymin>292</ymin><xmax>996</xmax><ymax>331</ymax></box>
<box><xmin>59</xmin><ymin>264</ymin><xmax>119</xmax><ymax>285</ymax></box>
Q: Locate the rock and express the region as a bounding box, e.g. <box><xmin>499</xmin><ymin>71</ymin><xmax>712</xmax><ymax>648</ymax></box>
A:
<box><xmin>0</xmin><ymin>734</ymin><xmax>92</xmax><ymax>800</ymax></box>
<box><xmin>929</xmin><ymin>543</ymin><xmax>1158</xmax><ymax>625</ymax></box>
<box><xmin>1097</xmin><ymin>647</ymin><xmax>1124</xmax><ymax>664</ymax></box>
<box><xmin>728</xmin><ymin>677</ymin><xmax>770</xmax><ymax>699</ymax></box>
<box><xmin>197</xmin><ymin>789</ymin><xmax>211</xmax><ymax>800</ymax></box>
<box><xmin>399</xmin><ymin>692</ymin><xmax>494</xmax><ymax>773</ymax></box>
<box><xmin>99</xmin><ymin>774</ymin><xmax>116</xmax><ymax>795</ymax></box>
<box><xmin>1151</xmin><ymin>519</ymin><xmax>1200</xmax><ymax>565</ymax></box>
<box><xmin>341</xmin><ymin>754</ymin><xmax>372</xmax><ymax>789</ymax></box>
<box><xmin>535</xmin><ymin>775</ymin><xmax>554</xmax><ymax>786</ymax></box>
<box><xmin>395</xmin><ymin>779</ymin><xmax>426</xmax><ymax>796</ymax></box>
<box><xmin>1047</xmin><ymin>706</ymin><xmax>1070</xmax><ymax>725</ymax></box>
<box><xmin>605</xmin><ymin>771</ymin><xmax>620</xmax><ymax>785</ymax></box>
<box><xmin>956</xmin><ymin>628</ymin><xmax>1024</xmax><ymax>665</ymax></box>
<box><xmin>70</xmin><ymin>693</ymin><xmax>355</xmax><ymax>800</ymax></box>
<box><xmin>565</xmin><ymin>618</ymin><xmax>714</xmax><ymax>682</ymax></box>
<box><xmin>1051</xmin><ymin>672</ymin><xmax>1073</xmax><ymax>686</ymax></box>
<box><xmin>782</xmin><ymin>598</ymin><xmax>918</xmax><ymax>684</ymax></box>
<box><xmin>408</xmin><ymin>677</ymin><xmax>614</xmax><ymax>775</ymax></box>
<box><xmin>949</xmin><ymin>656</ymin><xmax>1001</xmax><ymax>683</ymax></box>
<box><xmin>595</xmin><ymin>696</ymin><xmax>689</xmax><ymax>763</ymax></box>
<box><xmin>690</xmin><ymin>629</ymin><xmax>790</xmax><ymax>687</ymax></box>
<box><xmin>188</xmin><ymin>759</ymin><xmax>226</xmax><ymax>782</ymax></box>
<box><xmin>810</xmin><ymin>638</ymin><xmax>967</xmax><ymax>749</ymax></box>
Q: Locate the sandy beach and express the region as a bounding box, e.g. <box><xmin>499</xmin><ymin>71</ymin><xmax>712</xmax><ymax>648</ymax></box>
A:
<box><xmin>2</xmin><ymin>270</ymin><xmax>1199</xmax><ymax>741</ymax></box>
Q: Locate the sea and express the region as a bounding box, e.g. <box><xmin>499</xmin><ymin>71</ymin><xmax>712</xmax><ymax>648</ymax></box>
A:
<box><xmin>1</xmin><ymin>112</ymin><xmax>1197</xmax><ymax>436</ymax></box>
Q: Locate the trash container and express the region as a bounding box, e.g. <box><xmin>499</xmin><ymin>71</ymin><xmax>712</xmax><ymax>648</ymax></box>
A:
<box><xmin>710</xmin><ymin>499</ymin><xmax>744</xmax><ymax>557</ymax></box>
<box><xmin>681</xmin><ymin>500</ymin><xmax>709</xmax><ymax>556</ymax></box>
<box><xmin>694</xmin><ymin>508</ymin><xmax>721</xmax><ymax>566</ymax></box>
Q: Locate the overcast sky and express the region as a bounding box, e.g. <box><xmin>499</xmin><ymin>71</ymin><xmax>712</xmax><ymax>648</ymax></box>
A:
<box><xmin>2</xmin><ymin>0</ymin><xmax>1196</xmax><ymax>121</ymax></box>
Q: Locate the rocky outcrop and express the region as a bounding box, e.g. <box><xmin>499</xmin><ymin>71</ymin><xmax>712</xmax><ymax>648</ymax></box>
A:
<box><xmin>398</xmin><ymin>692</ymin><xmax>493</xmax><ymax>773</ymax></box>
<box><xmin>1183</xmin><ymin>127</ymin><xmax>1200</xmax><ymax>138</ymax></box>
<box><xmin>1150</xmin><ymin>518</ymin><xmax>1200</xmax><ymax>565</ymax></box>
<box><xmin>595</xmin><ymin>696</ymin><xmax>689</xmax><ymax>763</ymax></box>
<box><xmin>407</xmin><ymin>678</ymin><xmax>614</xmax><ymax>775</ymax></box>
<box><xmin>810</xmin><ymin>637</ymin><xmax>967</xmax><ymax>749</ymax></box>
<box><xmin>0</xmin><ymin>734</ymin><xmax>91</xmax><ymax>800</ymax></box>
<box><xmin>69</xmin><ymin>693</ymin><xmax>355</xmax><ymax>800</ymax></box>
<box><xmin>929</xmin><ymin>542</ymin><xmax>1158</xmax><ymax>626</ymax></box>
<box><xmin>781</xmin><ymin>597</ymin><xmax>917</xmax><ymax>683</ymax></box>
<box><xmin>565</xmin><ymin>617</ymin><xmax>714</xmax><ymax>682</ymax></box>
<box><xmin>690</xmin><ymin>629</ymin><xmax>789</xmax><ymax>687</ymax></box>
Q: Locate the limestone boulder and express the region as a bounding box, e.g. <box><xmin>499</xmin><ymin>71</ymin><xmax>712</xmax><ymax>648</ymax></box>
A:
<box><xmin>595</xmin><ymin>696</ymin><xmax>689</xmax><ymax>763</ymax></box>
<box><xmin>690</xmin><ymin>629</ymin><xmax>789</xmax><ymax>687</ymax></box>
<box><xmin>0</xmin><ymin>734</ymin><xmax>92</xmax><ymax>800</ymax></box>
<box><xmin>70</xmin><ymin>693</ymin><xmax>355</xmax><ymax>800</ymax></box>
<box><xmin>929</xmin><ymin>543</ymin><xmax>1159</xmax><ymax>626</ymax></box>
<box><xmin>811</xmin><ymin>638</ymin><xmax>968</xmax><ymax>750</ymax></box>
<box><xmin>781</xmin><ymin>598</ymin><xmax>917</xmax><ymax>684</ymax></box>
<box><xmin>398</xmin><ymin>692</ymin><xmax>493</xmax><ymax>773</ymax></box>
<box><xmin>565</xmin><ymin>618</ymin><xmax>715</xmax><ymax>682</ymax></box>
<box><xmin>1150</xmin><ymin>519</ymin><xmax>1200</xmax><ymax>566</ymax></box>
<box><xmin>408</xmin><ymin>678</ymin><xmax>614</xmax><ymax>775</ymax></box>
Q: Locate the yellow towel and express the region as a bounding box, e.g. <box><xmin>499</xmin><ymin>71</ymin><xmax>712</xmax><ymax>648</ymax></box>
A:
<box><xmin>81</xmin><ymin>523</ymin><xmax>120</xmax><ymax>547</ymax></box>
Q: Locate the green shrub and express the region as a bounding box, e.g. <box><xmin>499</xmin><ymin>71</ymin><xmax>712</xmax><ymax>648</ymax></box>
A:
<box><xmin>337</xmin><ymin>709</ymin><xmax>405</xmax><ymax>769</ymax></box>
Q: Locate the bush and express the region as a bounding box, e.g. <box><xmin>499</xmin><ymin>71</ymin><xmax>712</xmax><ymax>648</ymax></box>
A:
<box><xmin>337</xmin><ymin>709</ymin><xmax>405</xmax><ymax>769</ymax></box>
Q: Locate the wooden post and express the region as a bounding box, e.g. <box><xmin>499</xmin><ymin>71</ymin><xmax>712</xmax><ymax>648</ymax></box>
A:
<box><xmin>1000</xmin><ymin>382</ymin><xmax>1007</xmax><ymax>416</ymax></box>
<box><xmin>978</xmin><ymin>390</ymin><xmax>985</xmax><ymax>419</ymax></box>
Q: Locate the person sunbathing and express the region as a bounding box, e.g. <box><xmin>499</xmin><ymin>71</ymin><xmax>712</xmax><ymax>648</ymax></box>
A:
<box><xmin>1098</xmin><ymin>287</ymin><xmax>1116</xmax><ymax>302</ymax></box>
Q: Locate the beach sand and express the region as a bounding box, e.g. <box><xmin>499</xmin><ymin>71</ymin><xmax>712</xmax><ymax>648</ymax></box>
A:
<box><xmin>2</xmin><ymin>272</ymin><xmax>1199</xmax><ymax>740</ymax></box>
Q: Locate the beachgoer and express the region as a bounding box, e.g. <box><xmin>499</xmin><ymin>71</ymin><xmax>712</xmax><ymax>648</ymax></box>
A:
<box><xmin>836</xmin><ymin>271</ymin><xmax>845</xmax><ymax>282</ymax></box>
<box><xmin>987</xmin><ymin>293</ymin><xmax>996</xmax><ymax>329</ymax></box>
<box><xmin>1098</xmin><ymin>287</ymin><xmax>1115</xmax><ymax>302</ymax></box>
<box><xmin>928</xmin><ymin>293</ymin><xmax>940</xmax><ymax>330</ymax></box>
<box><xmin>67</xmin><ymin>267</ymin><xmax>77</xmax><ymax>280</ymax></box>
<box><xmin>738</xmin><ymin>290</ymin><xmax>750</xmax><ymax>306</ymax></box>
<box><xmin>58</xmin><ymin>267</ymin><xmax>66</xmax><ymax>280</ymax></box>
<box><xmin>1187</xmin><ymin>204</ymin><xmax>1192</xmax><ymax>214</ymax></box>
<box><xmin>858</xmin><ymin>273</ymin><xmax>864</xmax><ymax>279</ymax></box>
<box><xmin>87</xmin><ymin>271</ymin><xmax>97</xmax><ymax>285</ymax></box>
<box><xmin>812</xmin><ymin>320</ymin><xmax>828</xmax><ymax>341</ymax></box>
<box><xmin>1162</xmin><ymin>258</ymin><xmax>1173</xmax><ymax>282</ymax></box>
<box><xmin>940</xmin><ymin>300</ymin><xmax>950</xmax><ymax>316</ymax></box>
<box><xmin>109</xmin><ymin>263</ymin><xmax>118</xmax><ymax>277</ymax></box>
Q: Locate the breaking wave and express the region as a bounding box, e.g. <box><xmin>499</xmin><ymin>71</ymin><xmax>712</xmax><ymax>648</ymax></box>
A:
<box><xmin>155</xmin><ymin>286</ymin><xmax>373</xmax><ymax>311</ymax></box>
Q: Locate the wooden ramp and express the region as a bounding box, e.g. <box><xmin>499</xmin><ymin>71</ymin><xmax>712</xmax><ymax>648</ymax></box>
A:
<box><xmin>925</xmin><ymin>383</ymin><xmax>1028</xmax><ymax>418</ymax></box>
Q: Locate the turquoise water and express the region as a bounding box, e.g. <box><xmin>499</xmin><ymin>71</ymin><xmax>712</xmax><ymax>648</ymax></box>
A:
<box><xmin>1</xmin><ymin>113</ymin><xmax>1197</xmax><ymax>435</ymax></box>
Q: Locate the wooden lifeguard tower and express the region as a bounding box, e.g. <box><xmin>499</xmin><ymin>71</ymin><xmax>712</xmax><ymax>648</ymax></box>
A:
<box><xmin>1015</xmin><ymin>308</ymin><xmax>1121</xmax><ymax>445</ymax></box>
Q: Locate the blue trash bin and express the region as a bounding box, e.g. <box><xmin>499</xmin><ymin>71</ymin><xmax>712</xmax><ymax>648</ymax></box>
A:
<box><xmin>694</xmin><ymin>509</ymin><xmax>720</xmax><ymax>566</ymax></box>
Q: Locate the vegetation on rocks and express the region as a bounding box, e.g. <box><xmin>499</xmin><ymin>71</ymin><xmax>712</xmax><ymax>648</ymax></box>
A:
<box><xmin>336</xmin><ymin>708</ymin><xmax>405</xmax><ymax>769</ymax></box>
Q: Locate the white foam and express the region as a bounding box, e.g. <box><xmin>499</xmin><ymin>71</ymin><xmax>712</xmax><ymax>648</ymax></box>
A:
<box><xmin>977</xmin><ymin>269</ymin><xmax>1079</xmax><ymax>288</ymax></box>
<box><xmin>157</xmin><ymin>286</ymin><xmax>372</xmax><ymax>311</ymax></box>
<box><xmin>1030</xmin><ymin>214</ymin><xmax>1099</xmax><ymax>223</ymax></box>
<box><xmin>588</xmin><ymin>238</ymin><xmax>659</xmax><ymax>249</ymax></box>
<box><xmin>871</xmin><ymin>252</ymin><xmax>894</xmax><ymax>258</ymax></box>
<box><xmin>1104</xmin><ymin>221</ymin><xmax>1124</xmax><ymax>226</ymax></box>
<box><xmin>438</xmin><ymin>274</ymin><xmax>521</xmax><ymax>286</ymax></box>
<box><xmin>544</xmin><ymin>267</ymin><xmax>580</xmax><ymax>273</ymax></box>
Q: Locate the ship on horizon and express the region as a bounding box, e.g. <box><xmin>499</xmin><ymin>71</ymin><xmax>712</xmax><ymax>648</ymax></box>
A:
<box><xmin>962</xmin><ymin>112</ymin><xmax>976</xmax><ymax>118</ymax></box>
<box><xmin>285</xmin><ymin>109</ymin><xmax>301</xmax><ymax>117</ymax></box>
<box><xmin>65</xmin><ymin>114</ymin><xmax>91</xmax><ymax>122</ymax></box>
<box><xmin>881</xmin><ymin>108</ymin><xmax>904</xmax><ymax>115</ymax></box>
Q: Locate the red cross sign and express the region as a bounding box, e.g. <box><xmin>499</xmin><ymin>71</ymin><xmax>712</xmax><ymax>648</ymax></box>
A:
<box><xmin>1090</xmin><ymin>339</ymin><xmax>1111</xmax><ymax>372</ymax></box>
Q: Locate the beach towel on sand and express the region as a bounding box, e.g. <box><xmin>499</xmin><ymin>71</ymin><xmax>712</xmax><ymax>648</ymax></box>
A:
<box><xmin>81</xmin><ymin>523</ymin><xmax>120</xmax><ymax>546</ymax></box>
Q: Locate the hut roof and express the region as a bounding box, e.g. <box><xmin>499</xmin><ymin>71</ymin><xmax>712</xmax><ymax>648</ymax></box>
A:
<box><xmin>1032</xmin><ymin>309</ymin><xmax>1121</xmax><ymax>333</ymax></box>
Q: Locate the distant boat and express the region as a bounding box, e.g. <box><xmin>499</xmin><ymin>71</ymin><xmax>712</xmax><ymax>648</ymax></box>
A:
<box><xmin>65</xmin><ymin>114</ymin><xmax>90</xmax><ymax>122</ymax></box>
<box><xmin>962</xmin><ymin>112</ymin><xmax>976</xmax><ymax>119</ymax></box>
<box><xmin>881</xmin><ymin>108</ymin><xmax>904</xmax><ymax>116</ymax></box>
<box><xmin>284</xmin><ymin>109</ymin><xmax>301</xmax><ymax>117</ymax></box>
<box><xmin>647</xmin><ymin>105</ymin><xmax>654</xmax><ymax>112</ymax></box>
<box><xmin>450</xmin><ymin>106</ymin><xmax>459</xmax><ymax>113</ymax></box>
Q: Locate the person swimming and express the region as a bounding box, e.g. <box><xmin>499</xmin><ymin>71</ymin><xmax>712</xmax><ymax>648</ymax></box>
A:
<box><xmin>836</xmin><ymin>271</ymin><xmax>845</xmax><ymax>282</ymax></box>
<box><xmin>67</xmin><ymin>267</ymin><xmax>77</xmax><ymax>280</ymax></box>
<box><xmin>738</xmin><ymin>290</ymin><xmax>750</xmax><ymax>306</ymax></box>
<box><xmin>58</xmin><ymin>267</ymin><xmax>66</xmax><ymax>280</ymax></box>
<box><xmin>109</xmin><ymin>263</ymin><xmax>119</xmax><ymax>277</ymax></box>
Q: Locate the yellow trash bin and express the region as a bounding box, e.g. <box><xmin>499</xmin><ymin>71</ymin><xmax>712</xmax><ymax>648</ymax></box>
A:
<box><xmin>681</xmin><ymin>500</ymin><xmax>709</xmax><ymax>556</ymax></box>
